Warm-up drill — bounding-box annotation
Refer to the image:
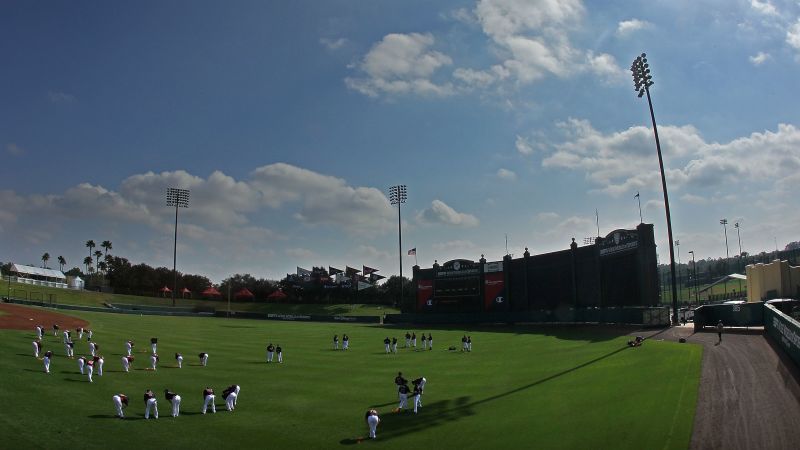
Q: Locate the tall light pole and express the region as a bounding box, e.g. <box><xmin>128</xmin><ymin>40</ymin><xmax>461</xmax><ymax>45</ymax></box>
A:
<box><xmin>675</xmin><ymin>239</ymin><xmax>681</xmax><ymax>304</ymax></box>
<box><xmin>166</xmin><ymin>188</ymin><xmax>190</xmax><ymax>307</ymax></box>
<box><xmin>631</xmin><ymin>53</ymin><xmax>679</xmax><ymax>324</ymax></box>
<box><xmin>735</xmin><ymin>221</ymin><xmax>743</xmax><ymax>294</ymax></box>
<box><xmin>388</xmin><ymin>185</ymin><xmax>407</xmax><ymax>307</ymax></box>
<box><xmin>688</xmin><ymin>250</ymin><xmax>698</xmax><ymax>304</ymax></box>
<box><xmin>720</xmin><ymin>218</ymin><xmax>729</xmax><ymax>297</ymax></box>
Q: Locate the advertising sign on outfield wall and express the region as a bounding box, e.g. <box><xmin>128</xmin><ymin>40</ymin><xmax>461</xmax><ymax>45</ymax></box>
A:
<box><xmin>764</xmin><ymin>304</ymin><xmax>800</xmax><ymax>367</ymax></box>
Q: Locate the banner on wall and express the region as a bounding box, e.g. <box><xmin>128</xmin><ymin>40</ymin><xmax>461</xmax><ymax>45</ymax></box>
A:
<box><xmin>484</xmin><ymin>272</ymin><xmax>506</xmax><ymax>311</ymax></box>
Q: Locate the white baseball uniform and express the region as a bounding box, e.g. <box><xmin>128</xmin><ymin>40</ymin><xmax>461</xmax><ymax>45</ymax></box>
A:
<box><xmin>145</xmin><ymin>398</ymin><xmax>158</xmax><ymax>419</ymax></box>
<box><xmin>202</xmin><ymin>394</ymin><xmax>216</xmax><ymax>414</ymax></box>
<box><xmin>367</xmin><ymin>414</ymin><xmax>379</xmax><ymax>439</ymax></box>
<box><xmin>112</xmin><ymin>395</ymin><xmax>127</xmax><ymax>418</ymax></box>
<box><xmin>126</xmin><ymin>341</ymin><xmax>133</xmax><ymax>356</ymax></box>
<box><xmin>32</xmin><ymin>341</ymin><xmax>40</xmax><ymax>358</ymax></box>
<box><xmin>225</xmin><ymin>392</ymin><xmax>237</xmax><ymax>411</ymax></box>
<box><xmin>150</xmin><ymin>355</ymin><xmax>158</xmax><ymax>371</ymax></box>
<box><xmin>78</xmin><ymin>357</ymin><xmax>86</xmax><ymax>374</ymax></box>
<box><xmin>87</xmin><ymin>362</ymin><xmax>94</xmax><ymax>382</ymax></box>
<box><xmin>176</xmin><ymin>354</ymin><xmax>183</xmax><ymax>368</ymax></box>
<box><xmin>121</xmin><ymin>356</ymin><xmax>131</xmax><ymax>372</ymax></box>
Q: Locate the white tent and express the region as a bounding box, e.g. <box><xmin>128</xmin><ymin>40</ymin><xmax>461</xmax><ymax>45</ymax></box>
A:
<box><xmin>9</xmin><ymin>263</ymin><xmax>68</xmax><ymax>289</ymax></box>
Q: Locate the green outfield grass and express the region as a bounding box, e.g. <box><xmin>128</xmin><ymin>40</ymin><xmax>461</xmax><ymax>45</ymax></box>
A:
<box><xmin>4</xmin><ymin>280</ymin><xmax>398</xmax><ymax>316</ymax></box>
<box><xmin>0</xmin><ymin>307</ymin><xmax>702</xmax><ymax>449</ymax></box>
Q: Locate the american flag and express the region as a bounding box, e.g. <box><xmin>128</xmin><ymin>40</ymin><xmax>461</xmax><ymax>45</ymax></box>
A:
<box><xmin>407</xmin><ymin>248</ymin><xmax>416</xmax><ymax>256</ymax></box>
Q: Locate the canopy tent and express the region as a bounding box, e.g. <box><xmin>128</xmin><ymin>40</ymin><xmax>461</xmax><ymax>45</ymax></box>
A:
<box><xmin>234</xmin><ymin>288</ymin><xmax>255</xmax><ymax>300</ymax></box>
<box><xmin>181</xmin><ymin>287</ymin><xmax>192</xmax><ymax>298</ymax></box>
<box><xmin>698</xmin><ymin>273</ymin><xmax>746</xmax><ymax>294</ymax></box>
<box><xmin>267</xmin><ymin>290</ymin><xmax>287</xmax><ymax>300</ymax></box>
<box><xmin>201</xmin><ymin>287</ymin><xmax>222</xmax><ymax>298</ymax></box>
<box><xmin>159</xmin><ymin>286</ymin><xmax>171</xmax><ymax>297</ymax></box>
<box><xmin>10</xmin><ymin>263</ymin><xmax>66</xmax><ymax>280</ymax></box>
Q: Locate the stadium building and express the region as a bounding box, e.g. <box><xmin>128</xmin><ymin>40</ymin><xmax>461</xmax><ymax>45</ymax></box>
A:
<box><xmin>411</xmin><ymin>223</ymin><xmax>659</xmax><ymax>313</ymax></box>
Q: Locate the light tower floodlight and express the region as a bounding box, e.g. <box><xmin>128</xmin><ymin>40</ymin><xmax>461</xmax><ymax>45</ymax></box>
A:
<box><xmin>631</xmin><ymin>52</ymin><xmax>679</xmax><ymax>325</ymax></box>
<box><xmin>166</xmin><ymin>188</ymin><xmax>190</xmax><ymax>307</ymax></box>
<box><xmin>388</xmin><ymin>185</ymin><xmax>407</xmax><ymax>307</ymax></box>
<box><xmin>720</xmin><ymin>218</ymin><xmax>730</xmax><ymax>297</ymax></box>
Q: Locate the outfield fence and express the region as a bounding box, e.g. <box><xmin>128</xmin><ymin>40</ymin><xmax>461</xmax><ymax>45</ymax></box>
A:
<box><xmin>214</xmin><ymin>310</ymin><xmax>380</xmax><ymax>323</ymax></box>
<box><xmin>764</xmin><ymin>301</ymin><xmax>800</xmax><ymax>368</ymax></box>
<box><xmin>385</xmin><ymin>306</ymin><xmax>670</xmax><ymax>326</ymax></box>
<box><xmin>692</xmin><ymin>303</ymin><xmax>764</xmax><ymax>329</ymax></box>
<box><xmin>2</xmin><ymin>297</ymin><xmax>213</xmax><ymax>317</ymax></box>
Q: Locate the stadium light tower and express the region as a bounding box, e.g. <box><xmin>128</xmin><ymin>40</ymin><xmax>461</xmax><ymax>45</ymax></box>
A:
<box><xmin>735</xmin><ymin>221</ymin><xmax>743</xmax><ymax>293</ymax></box>
<box><xmin>720</xmin><ymin>218</ymin><xmax>729</xmax><ymax>297</ymax></box>
<box><xmin>631</xmin><ymin>53</ymin><xmax>679</xmax><ymax>324</ymax></box>
<box><xmin>688</xmin><ymin>250</ymin><xmax>698</xmax><ymax>304</ymax></box>
<box><xmin>389</xmin><ymin>185</ymin><xmax>407</xmax><ymax>307</ymax></box>
<box><xmin>166</xmin><ymin>188</ymin><xmax>190</xmax><ymax>307</ymax></box>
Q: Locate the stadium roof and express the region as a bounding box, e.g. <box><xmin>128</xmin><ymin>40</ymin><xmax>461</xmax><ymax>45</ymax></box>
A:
<box><xmin>11</xmin><ymin>263</ymin><xmax>66</xmax><ymax>280</ymax></box>
<box><xmin>698</xmin><ymin>273</ymin><xmax>746</xmax><ymax>293</ymax></box>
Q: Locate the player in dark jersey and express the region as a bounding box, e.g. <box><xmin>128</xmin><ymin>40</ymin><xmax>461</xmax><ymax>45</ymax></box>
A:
<box><xmin>266</xmin><ymin>343</ymin><xmax>275</xmax><ymax>362</ymax></box>
<box><xmin>384</xmin><ymin>337</ymin><xmax>391</xmax><ymax>353</ymax></box>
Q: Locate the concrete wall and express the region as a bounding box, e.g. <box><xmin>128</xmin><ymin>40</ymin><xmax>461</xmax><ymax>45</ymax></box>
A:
<box><xmin>747</xmin><ymin>260</ymin><xmax>800</xmax><ymax>302</ymax></box>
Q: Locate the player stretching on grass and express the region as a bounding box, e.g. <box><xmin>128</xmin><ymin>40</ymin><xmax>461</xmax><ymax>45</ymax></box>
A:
<box><xmin>112</xmin><ymin>394</ymin><xmax>129</xmax><ymax>418</ymax></box>
<box><xmin>365</xmin><ymin>409</ymin><xmax>380</xmax><ymax>439</ymax></box>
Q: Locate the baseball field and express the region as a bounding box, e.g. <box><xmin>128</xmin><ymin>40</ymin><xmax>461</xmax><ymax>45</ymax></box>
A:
<box><xmin>0</xmin><ymin>304</ymin><xmax>702</xmax><ymax>449</ymax></box>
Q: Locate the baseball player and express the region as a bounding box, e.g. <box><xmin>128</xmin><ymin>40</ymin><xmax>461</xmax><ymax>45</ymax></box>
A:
<box><xmin>333</xmin><ymin>335</ymin><xmax>339</xmax><ymax>350</ymax></box>
<box><xmin>150</xmin><ymin>337</ymin><xmax>158</xmax><ymax>354</ymax></box>
<box><xmin>266</xmin><ymin>344</ymin><xmax>275</xmax><ymax>363</ymax></box>
<box><xmin>52</xmin><ymin>324</ymin><xmax>59</xmax><ymax>336</ymax></box>
<box><xmin>405</xmin><ymin>332</ymin><xmax>411</xmax><ymax>348</ymax></box>
<box><xmin>35</xmin><ymin>325</ymin><xmax>44</xmax><ymax>339</ymax></box>
<box><xmin>93</xmin><ymin>342</ymin><xmax>100</xmax><ymax>357</ymax></box>
<box><xmin>149</xmin><ymin>353</ymin><xmax>159</xmax><ymax>371</ymax></box>
<box><xmin>421</xmin><ymin>333</ymin><xmax>427</xmax><ymax>350</ymax></box>
<box><xmin>467</xmin><ymin>336</ymin><xmax>472</xmax><ymax>352</ymax></box>
<box><xmin>199</xmin><ymin>352</ymin><xmax>209</xmax><ymax>367</ymax></box>
<box><xmin>365</xmin><ymin>409</ymin><xmax>380</xmax><ymax>439</ymax></box>
<box><xmin>222</xmin><ymin>385</ymin><xmax>238</xmax><ymax>411</ymax></box>
<box><xmin>412</xmin><ymin>383</ymin><xmax>422</xmax><ymax>413</ymax></box>
<box><xmin>144</xmin><ymin>389</ymin><xmax>158</xmax><ymax>419</ymax></box>
<box><xmin>384</xmin><ymin>337</ymin><xmax>391</xmax><ymax>354</ymax></box>
<box><xmin>65</xmin><ymin>340</ymin><xmax>75</xmax><ymax>358</ymax></box>
<box><xmin>175</xmin><ymin>352</ymin><xmax>183</xmax><ymax>368</ymax></box>
<box><xmin>412</xmin><ymin>376</ymin><xmax>427</xmax><ymax>407</ymax></box>
<box><xmin>342</xmin><ymin>334</ymin><xmax>349</xmax><ymax>351</ymax></box>
<box><xmin>201</xmin><ymin>387</ymin><xmax>216</xmax><ymax>414</ymax></box>
<box><xmin>125</xmin><ymin>340</ymin><xmax>134</xmax><ymax>356</ymax></box>
<box><xmin>43</xmin><ymin>350</ymin><xmax>53</xmax><ymax>373</ymax></box>
<box><xmin>86</xmin><ymin>329</ymin><xmax>93</xmax><ymax>341</ymax></box>
<box><xmin>392</xmin><ymin>337</ymin><xmax>398</xmax><ymax>353</ymax></box>
<box><xmin>86</xmin><ymin>357</ymin><xmax>94</xmax><ymax>382</ymax></box>
<box><xmin>78</xmin><ymin>356</ymin><xmax>87</xmax><ymax>374</ymax></box>
<box><xmin>94</xmin><ymin>355</ymin><xmax>104</xmax><ymax>376</ymax></box>
<box><xmin>394</xmin><ymin>372</ymin><xmax>407</xmax><ymax>398</ymax></box>
<box><xmin>113</xmin><ymin>394</ymin><xmax>129</xmax><ymax>418</ymax></box>
<box><xmin>89</xmin><ymin>341</ymin><xmax>97</xmax><ymax>357</ymax></box>
<box><xmin>33</xmin><ymin>338</ymin><xmax>42</xmax><ymax>358</ymax></box>
<box><xmin>63</xmin><ymin>329</ymin><xmax>71</xmax><ymax>344</ymax></box>
<box><xmin>121</xmin><ymin>355</ymin><xmax>134</xmax><ymax>372</ymax></box>
<box><xmin>427</xmin><ymin>333</ymin><xmax>432</xmax><ymax>350</ymax></box>
<box><xmin>461</xmin><ymin>335</ymin><xmax>467</xmax><ymax>352</ymax></box>
<box><xmin>276</xmin><ymin>345</ymin><xmax>283</xmax><ymax>363</ymax></box>
<box><xmin>717</xmin><ymin>320</ymin><xmax>724</xmax><ymax>343</ymax></box>
<box><xmin>77</xmin><ymin>327</ymin><xmax>83</xmax><ymax>340</ymax></box>
<box><xmin>164</xmin><ymin>389</ymin><xmax>181</xmax><ymax>417</ymax></box>
<box><xmin>411</xmin><ymin>332</ymin><xmax>417</xmax><ymax>349</ymax></box>
<box><xmin>397</xmin><ymin>383</ymin><xmax>410</xmax><ymax>411</ymax></box>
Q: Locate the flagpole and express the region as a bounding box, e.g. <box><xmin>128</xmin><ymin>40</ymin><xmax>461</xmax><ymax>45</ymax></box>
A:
<box><xmin>595</xmin><ymin>209</ymin><xmax>600</xmax><ymax>237</ymax></box>
<box><xmin>636</xmin><ymin>191</ymin><xmax>643</xmax><ymax>224</ymax></box>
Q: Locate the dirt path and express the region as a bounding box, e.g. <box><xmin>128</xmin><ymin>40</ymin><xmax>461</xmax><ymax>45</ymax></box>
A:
<box><xmin>0</xmin><ymin>303</ymin><xmax>89</xmax><ymax>331</ymax></box>
<box><xmin>642</xmin><ymin>325</ymin><xmax>800</xmax><ymax>450</ymax></box>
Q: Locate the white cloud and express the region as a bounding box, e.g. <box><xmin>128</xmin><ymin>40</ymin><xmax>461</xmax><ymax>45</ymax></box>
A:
<box><xmin>749</xmin><ymin>51</ymin><xmax>772</xmax><ymax>65</ymax></box>
<box><xmin>417</xmin><ymin>200</ymin><xmax>479</xmax><ymax>227</ymax></box>
<box><xmin>541</xmin><ymin>119</ymin><xmax>800</xmax><ymax>197</ymax></box>
<box><xmin>616</xmin><ymin>19</ymin><xmax>652</xmax><ymax>36</ymax></box>
<box><xmin>354</xmin><ymin>245</ymin><xmax>390</xmax><ymax>260</ymax></box>
<box><xmin>345</xmin><ymin>33</ymin><xmax>454</xmax><ymax>97</ymax></box>
<box><xmin>787</xmin><ymin>19</ymin><xmax>800</xmax><ymax>50</ymax></box>
<box><xmin>750</xmin><ymin>0</ymin><xmax>778</xmax><ymax>16</ymax></box>
<box><xmin>515</xmin><ymin>135</ymin><xmax>534</xmax><ymax>155</ymax></box>
<box><xmin>6</xmin><ymin>143</ymin><xmax>25</xmax><ymax>156</ymax></box>
<box><xmin>320</xmin><ymin>37</ymin><xmax>348</xmax><ymax>50</ymax></box>
<box><xmin>536</xmin><ymin>212</ymin><xmax>560</xmax><ymax>221</ymax></box>
<box><xmin>496</xmin><ymin>168</ymin><xmax>517</xmax><ymax>181</ymax></box>
<box><xmin>432</xmin><ymin>240</ymin><xmax>478</xmax><ymax>251</ymax></box>
<box><xmin>48</xmin><ymin>91</ymin><xmax>76</xmax><ymax>103</ymax></box>
<box><xmin>681</xmin><ymin>193</ymin><xmax>708</xmax><ymax>205</ymax></box>
<box><xmin>586</xmin><ymin>51</ymin><xmax>625</xmax><ymax>82</ymax></box>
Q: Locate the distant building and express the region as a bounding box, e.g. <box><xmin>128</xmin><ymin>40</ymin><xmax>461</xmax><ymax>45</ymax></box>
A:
<box><xmin>7</xmin><ymin>263</ymin><xmax>68</xmax><ymax>289</ymax></box>
<box><xmin>746</xmin><ymin>260</ymin><xmax>800</xmax><ymax>302</ymax></box>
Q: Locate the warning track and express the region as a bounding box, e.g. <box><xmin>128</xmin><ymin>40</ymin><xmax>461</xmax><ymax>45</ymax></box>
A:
<box><xmin>644</xmin><ymin>326</ymin><xmax>800</xmax><ymax>450</ymax></box>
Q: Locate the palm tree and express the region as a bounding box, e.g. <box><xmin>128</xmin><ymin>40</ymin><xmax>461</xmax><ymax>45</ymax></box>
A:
<box><xmin>86</xmin><ymin>240</ymin><xmax>96</xmax><ymax>259</ymax></box>
<box><xmin>94</xmin><ymin>250</ymin><xmax>102</xmax><ymax>269</ymax></box>
<box><xmin>83</xmin><ymin>256</ymin><xmax>93</xmax><ymax>274</ymax></box>
<box><xmin>57</xmin><ymin>256</ymin><xmax>66</xmax><ymax>272</ymax></box>
<box><xmin>101</xmin><ymin>240</ymin><xmax>112</xmax><ymax>258</ymax></box>
<box><xmin>41</xmin><ymin>253</ymin><xmax>50</xmax><ymax>268</ymax></box>
<box><xmin>98</xmin><ymin>261</ymin><xmax>107</xmax><ymax>274</ymax></box>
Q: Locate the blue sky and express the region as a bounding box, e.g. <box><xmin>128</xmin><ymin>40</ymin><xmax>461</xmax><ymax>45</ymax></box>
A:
<box><xmin>2</xmin><ymin>0</ymin><xmax>799</xmax><ymax>283</ymax></box>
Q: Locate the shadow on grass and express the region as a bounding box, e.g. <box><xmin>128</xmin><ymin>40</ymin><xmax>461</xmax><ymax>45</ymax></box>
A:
<box><xmin>220</xmin><ymin>325</ymin><xmax>258</xmax><ymax>328</ymax></box>
<box><xmin>340</xmin><ymin>345</ymin><xmax>629</xmax><ymax>444</ymax></box>
<box><xmin>88</xmin><ymin>414</ymin><xmax>123</xmax><ymax>420</ymax></box>
<box><xmin>63</xmin><ymin>377</ymin><xmax>86</xmax><ymax>382</ymax></box>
